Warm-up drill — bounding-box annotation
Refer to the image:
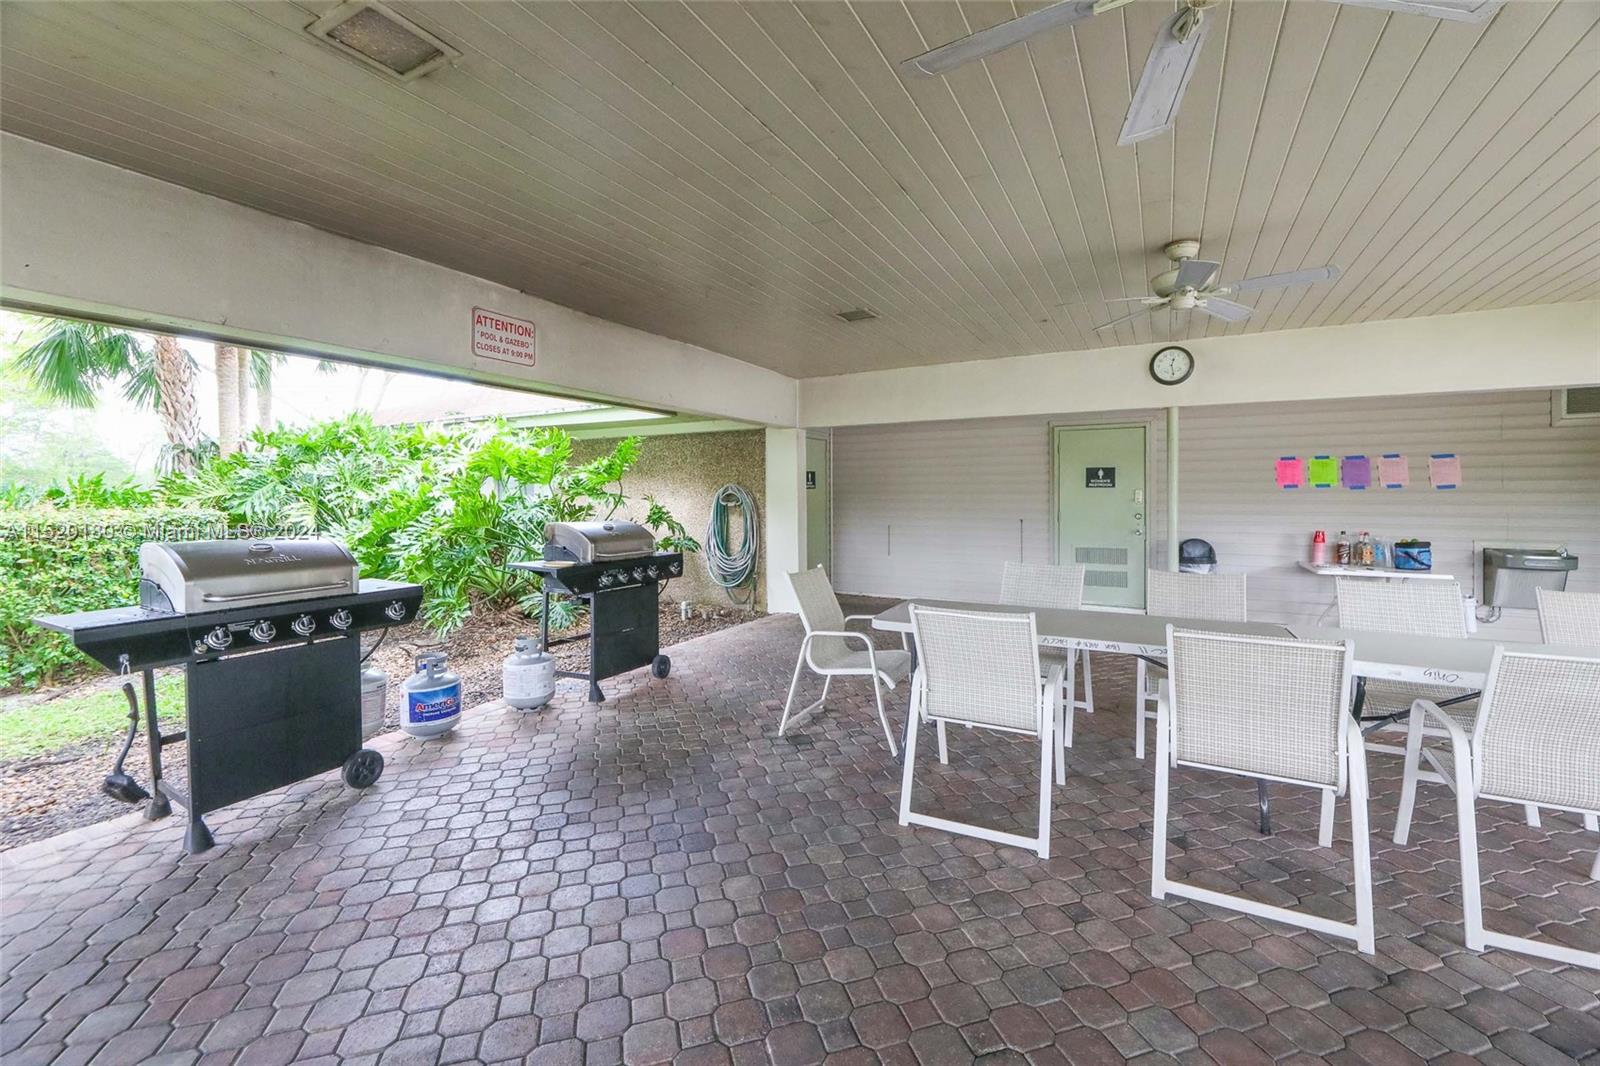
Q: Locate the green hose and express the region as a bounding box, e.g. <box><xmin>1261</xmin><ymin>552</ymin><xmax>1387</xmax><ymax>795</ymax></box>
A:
<box><xmin>705</xmin><ymin>483</ymin><xmax>758</xmax><ymax>604</ymax></box>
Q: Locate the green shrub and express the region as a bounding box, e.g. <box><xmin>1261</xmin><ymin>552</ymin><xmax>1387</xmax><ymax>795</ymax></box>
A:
<box><xmin>0</xmin><ymin>508</ymin><xmax>227</xmax><ymax>689</ymax></box>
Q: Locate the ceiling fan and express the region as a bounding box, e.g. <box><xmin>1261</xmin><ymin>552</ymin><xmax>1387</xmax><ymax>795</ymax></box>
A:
<box><xmin>902</xmin><ymin>0</ymin><xmax>1503</xmax><ymax>147</ymax></box>
<box><xmin>1092</xmin><ymin>239</ymin><xmax>1340</xmax><ymax>330</ymax></box>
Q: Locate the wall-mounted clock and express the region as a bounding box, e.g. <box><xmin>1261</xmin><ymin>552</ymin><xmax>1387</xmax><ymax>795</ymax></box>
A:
<box><xmin>1150</xmin><ymin>345</ymin><xmax>1194</xmax><ymax>386</ymax></box>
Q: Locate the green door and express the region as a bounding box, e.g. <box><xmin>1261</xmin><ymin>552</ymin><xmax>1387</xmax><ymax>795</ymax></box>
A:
<box><xmin>1054</xmin><ymin>425</ymin><xmax>1147</xmax><ymax>608</ymax></box>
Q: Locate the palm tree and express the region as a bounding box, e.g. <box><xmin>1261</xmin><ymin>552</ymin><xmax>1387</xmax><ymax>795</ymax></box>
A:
<box><xmin>249</xmin><ymin>350</ymin><xmax>285</xmax><ymax>431</ymax></box>
<box><xmin>19</xmin><ymin>318</ymin><xmax>204</xmax><ymax>471</ymax></box>
<box><xmin>215</xmin><ymin>345</ymin><xmax>242</xmax><ymax>455</ymax></box>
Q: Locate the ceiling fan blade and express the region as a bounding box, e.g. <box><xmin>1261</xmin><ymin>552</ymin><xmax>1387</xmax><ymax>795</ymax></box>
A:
<box><xmin>1104</xmin><ymin>296</ymin><xmax>1167</xmax><ymax>304</ymax></box>
<box><xmin>900</xmin><ymin>0</ymin><xmax>1099</xmax><ymax>77</ymax></box>
<box><xmin>1194</xmin><ymin>297</ymin><xmax>1254</xmax><ymax>323</ymax></box>
<box><xmin>1226</xmin><ymin>265</ymin><xmax>1342</xmax><ymax>294</ymax></box>
<box><xmin>1320</xmin><ymin>0</ymin><xmax>1503</xmax><ymax>24</ymax></box>
<box><xmin>1093</xmin><ymin>306</ymin><xmax>1158</xmax><ymax>331</ymax></box>
<box><xmin>1118</xmin><ymin>8</ymin><xmax>1212</xmax><ymax>146</ymax></box>
<box><xmin>1173</xmin><ymin>259</ymin><xmax>1221</xmax><ymax>291</ymax></box>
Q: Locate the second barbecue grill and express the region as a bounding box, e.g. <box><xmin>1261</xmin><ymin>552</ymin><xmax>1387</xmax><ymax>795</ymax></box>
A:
<box><xmin>510</xmin><ymin>520</ymin><xmax>682</xmax><ymax>702</ymax></box>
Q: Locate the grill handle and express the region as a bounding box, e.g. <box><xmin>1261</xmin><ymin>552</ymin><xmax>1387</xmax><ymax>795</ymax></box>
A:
<box><xmin>200</xmin><ymin>582</ymin><xmax>352</xmax><ymax>603</ymax></box>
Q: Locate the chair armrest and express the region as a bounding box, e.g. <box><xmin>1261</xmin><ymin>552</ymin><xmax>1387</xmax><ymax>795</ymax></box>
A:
<box><xmin>842</xmin><ymin>614</ymin><xmax>878</xmax><ymax>627</ymax></box>
<box><xmin>807</xmin><ymin>629</ymin><xmax>873</xmax><ymax>647</ymax></box>
<box><xmin>1412</xmin><ymin>698</ymin><xmax>1471</xmax><ymax>747</ymax></box>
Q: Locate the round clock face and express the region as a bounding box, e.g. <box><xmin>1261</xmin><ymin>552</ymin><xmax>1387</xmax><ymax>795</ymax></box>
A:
<box><xmin>1150</xmin><ymin>345</ymin><xmax>1194</xmax><ymax>386</ymax></box>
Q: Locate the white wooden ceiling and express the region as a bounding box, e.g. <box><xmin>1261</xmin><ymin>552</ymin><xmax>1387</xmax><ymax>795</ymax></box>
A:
<box><xmin>2</xmin><ymin>1</ymin><xmax>1596</xmax><ymax>377</ymax></box>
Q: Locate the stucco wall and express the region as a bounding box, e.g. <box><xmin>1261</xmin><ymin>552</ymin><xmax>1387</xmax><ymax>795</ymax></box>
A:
<box><xmin>575</xmin><ymin>429</ymin><xmax>767</xmax><ymax>612</ymax></box>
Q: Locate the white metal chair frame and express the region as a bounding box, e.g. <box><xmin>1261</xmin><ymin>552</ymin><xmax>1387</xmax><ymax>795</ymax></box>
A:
<box><xmin>1151</xmin><ymin>627</ymin><xmax>1375</xmax><ymax>954</ymax></box>
<box><xmin>898</xmin><ymin>605</ymin><xmax>1065</xmax><ymax>859</ymax></box>
<box><xmin>999</xmin><ymin>561</ymin><xmax>1092</xmax><ymax>786</ymax></box>
<box><xmin>1337</xmin><ymin>578</ymin><xmax>1546</xmax><ymax>838</ymax></box>
<box><xmin>780</xmin><ymin>567</ymin><xmax>907</xmax><ymax>755</ymax></box>
<box><xmin>1134</xmin><ymin>570</ymin><xmax>1248</xmax><ymax>760</ymax></box>
<box><xmin>1394</xmin><ymin>649</ymin><xmax>1600</xmax><ymax>971</ymax></box>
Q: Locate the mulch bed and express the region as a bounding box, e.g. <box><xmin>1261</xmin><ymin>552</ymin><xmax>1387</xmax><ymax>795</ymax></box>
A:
<box><xmin>0</xmin><ymin>600</ymin><xmax>757</xmax><ymax>852</ymax></box>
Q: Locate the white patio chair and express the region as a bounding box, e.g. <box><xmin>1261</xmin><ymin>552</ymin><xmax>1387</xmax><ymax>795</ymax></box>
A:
<box><xmin>780</xmin><ymin>567</ymin><xmax>910</xmax><ymax>754</ymax></box>
<box><xmin>1151</xmin><ymin>627</ymin><xmax>1374</xmax><ymax>954</ymax></box>
<box><xmin>1396</xmin><ymin>649</ymin><xmax>1600</xmax><ymax>970</ymax></box>
<box><xmin>1336</xmin><ymin>579</ymin><xmax>1542</xmax><ymax>841</ymax></box>
<box><xmin>1134</xmin><ymin>570</ymin><xmax>1248</xmax><ymax>760</ymax></box>
<box><xmin>999</xmin><ymin>561</ymin><xmax>1091</xmax><ymax>782</ymax></box>
<box><xmin>1536</xmin><ymin>587</ymin><xmax>1600</xmax><ymax>646</ymax></box>
<box><xmin>898</xmin><ymin>605</ymin><xmax>1064</xmax><ymax>858</ymax></box>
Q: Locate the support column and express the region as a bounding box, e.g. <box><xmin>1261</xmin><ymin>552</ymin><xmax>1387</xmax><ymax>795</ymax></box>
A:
<box><xmin>1167</xmin><ymin>407</ymin><xmax>1180</xmax><ymax>571</ymax></box>
<box><xmin>765</xmin><ymin>428</ymin><xmax>807</xmax><ymax>613</ymax></box>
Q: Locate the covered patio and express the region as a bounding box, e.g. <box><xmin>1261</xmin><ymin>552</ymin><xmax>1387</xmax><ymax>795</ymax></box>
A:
<box><xmin>4</xmin><ymin>611</ymin><xmax>1596</xmax><ymax>1065</ymax></box>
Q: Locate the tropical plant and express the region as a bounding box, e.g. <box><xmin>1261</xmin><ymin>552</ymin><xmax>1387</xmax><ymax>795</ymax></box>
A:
<box><xmin>18</xmin><ymin>319</ymin><xmax>205</xmax><ymax>471</ymax></box>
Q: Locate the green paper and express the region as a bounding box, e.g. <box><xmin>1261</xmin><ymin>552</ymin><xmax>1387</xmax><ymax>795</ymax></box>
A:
<box><xmin>1308</xmin><ymin>455</ymin><xmax>1338</xmax><ymax>488</ymax></box>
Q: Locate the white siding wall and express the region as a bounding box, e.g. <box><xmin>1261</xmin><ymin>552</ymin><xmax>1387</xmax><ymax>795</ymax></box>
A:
<box><xmin>831</xmin><ymin>390</ymin><xmax>1599</xmax><ymax>643</ymax></box>
<box><xmin>832</xmin><ymin>409</ymin><xmax>1168</xmax><ymax>603</ymax></box>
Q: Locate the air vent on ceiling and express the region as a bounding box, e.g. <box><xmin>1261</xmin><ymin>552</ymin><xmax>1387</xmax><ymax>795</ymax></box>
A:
<box><xmin>306</xmin><ymin>1</ymin><xmax>460</xmax><ymax>81</ymax></box>
<box><xmin>835</xmin><ymin>308</ymin><xmax>877</xmax><ymax>323</ymax></box>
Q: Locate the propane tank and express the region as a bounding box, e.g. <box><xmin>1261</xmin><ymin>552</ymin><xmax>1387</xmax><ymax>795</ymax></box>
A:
<box><xmin>360</xmin><ymin>665</ymin><xmax>389</xmax><ymax>740</ymax></box>
<box><xmin>401</xmin><ymin>653</ymin><xmax>461</xmax><ymax>738</ymax></box>
<box><xmin>503</xmin><ymin>636</ymin><xmax>556</xmax><ymax>712</ymax></box>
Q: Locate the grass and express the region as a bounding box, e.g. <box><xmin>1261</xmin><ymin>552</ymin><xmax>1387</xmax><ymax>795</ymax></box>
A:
<box><xmin>0</xmin><ymin>673</ymin><xmax>185</xmax><ymax>761</ymax></box>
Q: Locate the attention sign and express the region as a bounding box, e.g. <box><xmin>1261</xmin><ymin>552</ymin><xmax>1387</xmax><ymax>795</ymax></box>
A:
<box><xmin>471</xmin><ymin>307</ymin><xmax>537</xmax><ymax>368</ymax></box>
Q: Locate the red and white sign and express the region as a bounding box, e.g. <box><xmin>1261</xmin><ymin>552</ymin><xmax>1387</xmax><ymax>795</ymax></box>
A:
<box><xmin>471</xmin><ymin>307</ymin><xmax>537</xmax><ymax>368</ymax></box>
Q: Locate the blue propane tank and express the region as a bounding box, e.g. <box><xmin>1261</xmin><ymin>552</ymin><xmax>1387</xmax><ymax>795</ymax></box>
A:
<box><xmin>402</xmin><ymin>653</ymin><xmax>461</xmax><ymax>738</ymax></box>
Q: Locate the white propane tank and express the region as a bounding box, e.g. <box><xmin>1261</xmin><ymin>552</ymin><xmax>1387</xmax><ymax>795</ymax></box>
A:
<box><xmin>359</xmin><ymin>665</ymin><xmax>388</xmax><ymax>740</ymax></box>
<box><xmin>503</xmin><ymin>636</ymin><xmax>556</xmax><ymax>712</ymax></box>
<box><xmin>401</xmin><ymin>653</ymin><xmax>462</xmax><ymax>738</ymax></box>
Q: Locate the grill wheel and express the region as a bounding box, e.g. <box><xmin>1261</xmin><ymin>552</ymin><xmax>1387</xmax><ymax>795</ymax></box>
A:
<box><xmin>342</xmin><ymin>748</ymin><xmax>384</xmax><ymax>789</ymax></box>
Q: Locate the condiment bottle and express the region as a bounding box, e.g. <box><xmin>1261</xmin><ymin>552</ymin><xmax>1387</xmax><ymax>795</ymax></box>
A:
<box><xmin>1335</xmin><ymin>530</ymin><xmax>1351</xmax><ymax>566</ymax></box>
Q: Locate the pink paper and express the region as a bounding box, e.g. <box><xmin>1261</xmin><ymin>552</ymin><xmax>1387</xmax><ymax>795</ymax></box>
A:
<box><xmin>1429</xmin><ymin>453</ymin><xmax>1462</xmax><ymax>490</ymax></box>
<box><xmin>1275</xmin><ymin>457</ymin><xmax>1304</xmax><ymax>489</ymax></box>
<box><xmin>1377</xmin><ymin>454</ymin><xmax>1409</xmax><ymax>489</ymax></box>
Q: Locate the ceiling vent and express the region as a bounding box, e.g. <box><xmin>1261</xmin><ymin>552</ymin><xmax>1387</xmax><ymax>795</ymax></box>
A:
<box><xmin>834</xmin><ymin>308</ymin><xmax>877</xmax><ymax>323</ymax></box>
<box><xmin>306</xmin><ymin>2</ymin><xmax>460</xmax><ymax>81</ymax></box>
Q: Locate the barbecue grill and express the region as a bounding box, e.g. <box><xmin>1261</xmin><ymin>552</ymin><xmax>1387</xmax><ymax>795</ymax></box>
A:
<box><xmin>510</xmin><ymin>520</ymin><xmax>682</xmax><ymax>702</ymax></box>
<box><xmin>36</xmin><ymin>538</ymin><xmax>421</xmax><ymax>853</ymax></box>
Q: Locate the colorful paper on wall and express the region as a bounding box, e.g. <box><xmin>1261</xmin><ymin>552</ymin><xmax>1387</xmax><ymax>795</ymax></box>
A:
<box><xmin>1429</xmin><ymin>453</ymin><xmax>1462</xmax><ymax>490</ymax></box>
<box><xmin>1377</xmin><ymin>453</ymin><xmax>1409</xmax><ymax>489</ymax></box>
<box><xmin>1307</xmin><ymin>455</ymin><xmax>1338</xmax><ymax>489</ymax></box>
<box><xmin>1275</xmin><ymin>456</ymin><xmax>1305</xmax><ymax>489</ymax></box>
<box><xmin>1341</xmin><ymin>455</ymin><xmax>1371</xmax><ymax>490</ymax></box>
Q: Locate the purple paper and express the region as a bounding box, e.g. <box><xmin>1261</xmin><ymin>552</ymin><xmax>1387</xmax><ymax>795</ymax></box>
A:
<box><xmin>1341</xmin><ymin>455</ymin><xmax>1370</xmax><ymax>490</ymax></box>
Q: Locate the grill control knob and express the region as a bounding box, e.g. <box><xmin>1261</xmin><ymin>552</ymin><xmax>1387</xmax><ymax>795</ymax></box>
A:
<box><xmin>669</xmin><ymin>561</ymin><xmax>682</xmax><ymax>576</ymax></box>
<box><xmin>384</xmin><ymin>600</ymin><xmax>407</xmax><ymax>621</ymax></box>
<box><xmin>646</xmin><ymin>565</ymin><xmax>659</xmax><ymax>579</ymax></box>
<box><xmin>598</xmin><ymin>573</ymin><xmax>615</xmax><ymax>588</ymax></box>
<box><xmin>329</xmin><ymin>608</ymin><xmax>353</xmax><ymax>631</ymax></box>
<box><xmin>291</xmin><ymin>614</ymin><xmax>316</xmax><ymax>637</ymax></box>
<box><xmin>632</xmin><ymin>566</ymin><xmax>646</xmax><ymax>580</ymax></box>
<box><xmin>250</xmin><ymin>620</ymin><xmax>277</xmax><ymax>643</ymax></box>
<box><xmin>203</xmin><ymin>626</ymin><xmax>233</xmax><ymax>650</ymax></box>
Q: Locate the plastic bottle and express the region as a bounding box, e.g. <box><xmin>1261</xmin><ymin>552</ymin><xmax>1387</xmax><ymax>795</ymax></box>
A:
<box><xmin>504</xmin><ymin>636</ymin><xmax>556</xmax><ymax>712</ymax></box>
<box><xmin>1356</xmin><ymin>531</ymin><xmax>1374</xmax><ymax>569</ymax></box>
<box><xmin>1335</xmin><ymin>530</ymin><xmax>1351</xmax><ymax>567</ymax></box>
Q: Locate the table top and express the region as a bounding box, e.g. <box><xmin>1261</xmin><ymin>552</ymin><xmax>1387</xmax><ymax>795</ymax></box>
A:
<box><xmin>871</xmin><ymin>598</ymin><xmax>1595</xmax><ymax>686</ymax></box>
<box><xmin>1296</xmin><ymin>560</ymin><xmax>1455</xmax><ymax>581</ymax></box>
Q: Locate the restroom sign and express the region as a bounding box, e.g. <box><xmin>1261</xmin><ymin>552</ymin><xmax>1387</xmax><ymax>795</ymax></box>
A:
<box><xmin>1086</xmin><ymin>466</ymin><xmax>1116</xmax><ymax>488</ymax></box>
<box><xmin>471</xmin><ymin>307</ymin><xmax>537</xmax><ymax>368</ymax></box>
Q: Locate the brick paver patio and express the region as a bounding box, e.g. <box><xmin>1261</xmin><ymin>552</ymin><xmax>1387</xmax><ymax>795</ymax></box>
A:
<box><xmin>3</xmin><ymin>606</ymin><xmax>1597</xmax><ymax>1065</ymax></box>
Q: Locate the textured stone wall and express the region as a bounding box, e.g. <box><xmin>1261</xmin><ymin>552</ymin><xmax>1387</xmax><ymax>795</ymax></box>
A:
<box><xmin>574</xmin><ymin>429</ymin><xmax>766</xmax><ymax>612</ymax></box>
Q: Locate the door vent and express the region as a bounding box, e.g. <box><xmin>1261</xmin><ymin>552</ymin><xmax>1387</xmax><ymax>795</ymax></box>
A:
<box><xmin>307</xmin><ymin>2</ymin><xmax>460</xmax><ymax>81</ymax></box>
<box><xmin>1075</xmin><ymin>546</ymin><xmax>1129</xmax><ymax>566</ymax></box>
<box><xmin>1556</xmin><ymin>386</ymin><xmax>1600</xmax><ymax>424</ymax></box>
<box><xmin>1085</xmin><ymin>570</ymin><xmax>1129</xmax><ymax>588</ymax></box>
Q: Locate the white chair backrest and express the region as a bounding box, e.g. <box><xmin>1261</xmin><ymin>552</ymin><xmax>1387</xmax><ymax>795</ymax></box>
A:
<box><xmin>1000</xmin><ymin>561</ymin><xmax>1085</xmax><ymax>610</ymax></box>
<box><xmin>1473</xmin><ymin>649</ymin><xmax>1600</xmax><ymax>813</ymax></box>
<box><xmin>910</xmin><ymin>605</ymin><xmax>1043</xmax><ymax>732</ymax></box>
<box><xmin>1535</xmin><ymin>588</ymin><xmax>1600</xmax><ymax>646</ymax></box>
<box><xmin>787</xmin><ymin>567</ymin><xmax>850</xmax><ymax>663</ymax></box>
<box><xmin>1336</xmin><ymin>578</ymin><xmax>1465</xmax><ymax>638</ymax></box>
<box><xmin>1167</xmin><ymin>627</ymin><xmax>1352</xmax><ymax>789</ymax></box>
<box><xmin>1147</xmin><ymin>570</ymin><xmax>1248</xmax><ymax>622</ymax></box>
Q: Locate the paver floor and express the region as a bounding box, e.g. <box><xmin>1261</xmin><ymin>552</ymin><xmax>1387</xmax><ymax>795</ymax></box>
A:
<box><xmin>2</xmin><ymin>606</ymin><xmax>1597</xmax><ymax>1065</ymax></box>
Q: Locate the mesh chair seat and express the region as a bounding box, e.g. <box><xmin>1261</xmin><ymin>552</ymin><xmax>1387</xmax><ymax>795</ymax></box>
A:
<box><xmin>1536</xmin><ymin>587</ymin><xmax>1600</xmax><ymax>646</ymax></box>
<box><xmin>1360</xmin><ymin>680</ymin><xmax>1479</xmax><ymax>724</ymax></box>
<box><xmin>811</xmin><ymin>645</ymin><xmax>912</xmax><ymax>680</ymax></box>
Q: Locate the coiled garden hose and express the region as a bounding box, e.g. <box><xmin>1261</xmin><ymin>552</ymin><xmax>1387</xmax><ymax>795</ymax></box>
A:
<box><xmin>705</xmin><ymin>483</ymin><xmax>759</xmax><ymax>604</ymax></box>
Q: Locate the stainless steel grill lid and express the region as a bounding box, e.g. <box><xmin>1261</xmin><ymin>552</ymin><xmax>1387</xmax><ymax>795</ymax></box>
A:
<box><xmin>138</xmin><ymin>539</ymin><xmax>360</xmax><ymax>613</ymax></box>
<box><xmin>544</xmin><ymin>521</ymin><xmax>657</xmax><ymax>564</ymax></box>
